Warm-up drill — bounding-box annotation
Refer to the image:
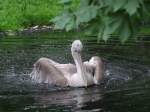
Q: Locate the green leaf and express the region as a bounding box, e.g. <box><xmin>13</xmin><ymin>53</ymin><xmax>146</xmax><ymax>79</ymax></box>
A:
<box><xmin>105</xmin><ymin>0</ymin><xmax>115</xmax><ymax>7</ymax></box>
<box><xmin>119</xmin><ymin>21</ymin><xmax>131</xmax><ymax>42</ymax></box>
<box><xmin>59</xmin><ymin>0</ymin><xmax>72</xmax><ymax>4</ymax></box>
<box><xmin>65</xmin><ymin>16</ymin><xmax>76</xmax><ymax>31</ymax></box>
<box><xmin>75</xmin><ymin>6</ymin><xmax>98</xmax><ymax>25</ymax></box>
<box><xmin>99</xmin><ymin>15</ymin><xmax>123</xmax><ymax>41</ymax></box>
<box><xmin>102</xmin><ymin>26</ymin><xmax>111</xmax><ymax>41</ymax></box>
<box><xmin>125</xmin><ymin>0</ymin><xmax>140</xmax><ymax>15</ymax></box>
<box><xmin>113</xmin><ymin>0</ymin><xmax>127</xmax><ymax>12</ymax></box>
<box><xmin>51</xmin><ymin>11</ymin><xmax>72</xmax><ymax>29</ymax></box>
<box><xmin>80</xmin><ymin>0</ymin><xmax>90</xmax><ymax>7</ymax></box>
<box><xmin>85</xmin><ymin>20</ymin><xmax>100</xmax><ymax>35</ymax></box>
<box><xmin>98</xmin><ymin>25</ymin><xmax>105</xmax><ymax>40</ymax></box>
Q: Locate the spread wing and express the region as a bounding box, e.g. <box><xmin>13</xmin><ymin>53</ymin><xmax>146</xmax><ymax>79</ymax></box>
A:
<box><xmin>30</xmin><ymin>58</ymin><xmax>68</xmax><ymax>86</ymax></box>
<box><xmin>55</xmin><ymin>63</ymin><xmax>76</xmax><ymax>76</ymax></box>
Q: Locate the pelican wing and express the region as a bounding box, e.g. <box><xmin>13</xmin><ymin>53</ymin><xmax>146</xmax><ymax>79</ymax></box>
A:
<box><xmin>83</xmin><ymin>61</ymin><xmax>95</xmax><ymax>75</ymax></box>
<box><xmin>30</xmin><ymin>58</ymin><xmax>68</xmax><ymax>86</ymax></box>
<box><xmin>55</xmin><ymin>64</ymin><xmax>76</xmax><ymax>75</ymax></box>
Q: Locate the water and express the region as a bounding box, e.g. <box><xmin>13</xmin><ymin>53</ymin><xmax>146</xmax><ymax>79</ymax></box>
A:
<box><xmin>0</xmin><ymin>32</ymin><xmax>150</xmax><ymax>112</ymax></box>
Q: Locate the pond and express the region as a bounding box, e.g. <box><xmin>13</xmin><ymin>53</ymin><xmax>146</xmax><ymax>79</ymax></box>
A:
<box><xmin>0</xmin><ymin>32</ymin><xmax>150</xmax><ymax>112</ymax></box>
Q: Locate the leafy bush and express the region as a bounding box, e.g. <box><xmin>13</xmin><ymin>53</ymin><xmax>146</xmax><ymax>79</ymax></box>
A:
<box><xmin>52</xmin><ymin>0</ymin><xmax>149</xmax><ymax>42</ymax></box>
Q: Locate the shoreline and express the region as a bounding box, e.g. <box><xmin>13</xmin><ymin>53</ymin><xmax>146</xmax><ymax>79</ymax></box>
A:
<box><xmin>0</xmin><ymin>25</ymin><xmax>57</xmax><ymax>37</ymax></box>
<box><xmin>0</xmin><ymin>25</ymin><xmax>150</xmax><ymax>39</ymax></box>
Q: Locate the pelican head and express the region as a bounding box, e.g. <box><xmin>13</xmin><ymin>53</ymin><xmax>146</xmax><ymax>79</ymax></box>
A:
<box><xmin>71</xmin><ymin>40</ymin><xmax>83</xmax><ymax>53</ymax></box>
<box><xmin>89</xmin><ymin>56</ymin><xmax>102</xmax><ymax>67</ymax></box>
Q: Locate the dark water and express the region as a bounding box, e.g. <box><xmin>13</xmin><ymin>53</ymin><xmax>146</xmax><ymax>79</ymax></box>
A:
<box><xmin>0</xmin><ymin>32</ymin><xmax>150</xmax><ymax>112</ymax></box>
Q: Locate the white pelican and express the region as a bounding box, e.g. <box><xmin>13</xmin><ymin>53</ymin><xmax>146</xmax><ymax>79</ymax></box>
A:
<box><xmin>30</xmin><ymin>40</ymin><xmax>104</xmax><ymax>87</ymax></box>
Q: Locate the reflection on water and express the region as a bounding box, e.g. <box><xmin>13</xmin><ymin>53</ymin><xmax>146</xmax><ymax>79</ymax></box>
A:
<box><xmin>0</xmin><ymin>87</ymin><xmax>103</xmax><ymax>112</ymax></box>
<box><xmin>0</xmin><ymin>32</ymin><xmax>150</xmax><ymax>112</ymax></box>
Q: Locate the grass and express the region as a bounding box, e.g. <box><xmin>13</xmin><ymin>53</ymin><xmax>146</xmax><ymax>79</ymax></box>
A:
<box><xmin>0</xmin><ymin>0</ymin><xmax>63</xmax><ymax>30</ymax></box>
<box><xmin>0</xmin><ymin>0</ymin><xmax>79</xmax><ymax>31</ymax></box>
<box><xmin>140</xmin><ymin>26</ymin><xmax>150</xmax><ymax>35</ymax></box>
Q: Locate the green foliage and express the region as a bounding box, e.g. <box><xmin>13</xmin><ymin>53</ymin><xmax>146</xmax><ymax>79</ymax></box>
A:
<box><xmin>75</xmin><ymin>5</ymin><xmax>98</xmax><ymax>24</ymax></box>
<box><xmin>52</xmin><ymin>0</ymin><xmax>148</xmax><ymax>42</ymax></box>
<box><xmin>51</xmin><ymin>0</ymin><xmax>79</xmax><ymax>31</ymax></box>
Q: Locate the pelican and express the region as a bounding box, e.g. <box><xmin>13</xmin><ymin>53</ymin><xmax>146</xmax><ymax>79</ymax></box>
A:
<box><xmin>30</xmin><ymin>40</ymin><xmax>104</xmax><ymax>87</ymax></box>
